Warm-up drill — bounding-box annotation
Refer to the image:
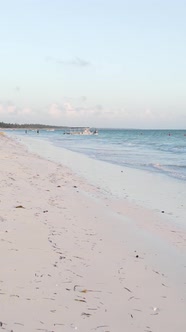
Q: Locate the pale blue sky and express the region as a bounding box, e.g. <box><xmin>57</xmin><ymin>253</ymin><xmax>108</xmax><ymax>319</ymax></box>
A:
<box><xmin>0</xmin><ymin>0</ymin><xmax>186</xmax><ymax>128</ymax></box>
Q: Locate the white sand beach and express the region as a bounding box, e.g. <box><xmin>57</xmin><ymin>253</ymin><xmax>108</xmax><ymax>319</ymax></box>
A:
<box><xmin>0</xmin><ymin>134</ymin><xmax>186</xmax><ymax>332</ymax></box>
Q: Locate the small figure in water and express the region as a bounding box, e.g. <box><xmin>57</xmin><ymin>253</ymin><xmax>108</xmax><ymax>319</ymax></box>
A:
<box><xmin>37</xmin><ymin>129</ymin><xmax>39</xmax><ymax>134</ymax></box>
<box><xmin>25</xmin><ymin>130</ymin><xmax>27</xmax><ymax>134</ymax></box>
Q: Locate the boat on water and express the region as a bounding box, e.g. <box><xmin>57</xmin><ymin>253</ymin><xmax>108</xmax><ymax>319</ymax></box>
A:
<box><xmin>64</xmin><ymin>128</ymin><xmax>98</xmax><ymax>135</ymax></box>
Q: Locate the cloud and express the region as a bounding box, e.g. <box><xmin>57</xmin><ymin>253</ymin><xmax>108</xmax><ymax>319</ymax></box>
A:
<box><xmin>58</xmin><ymin>57</ymin><xmax>91</xmax><ymax>67</ymax></box>
<box><xmin>0</xmin><ymin>99</ymin><xmax>105</xmax><ymax>126</ymax></box>
<box><xmin>0</xmin><ymin>102</ymin><xmax>33</xmax><ymax>118</ymax></box>
<box><xmin>0</xmin><ymin>103</ymin><xmax>18</xmax><ymax>114</ymax></box>
<box><xmin>7</xmin><ymin>105</ymin><xmax>17</xmax><ymax>114</ymax></box>
<box><xmin>0</xmin><ymin>105</ymin><xmax>4</xmax><ymax>114</ymax></box>
<box><xmin>20</xmin><ymin>108</ymin><xmax>32</xmax><ymax>115</ymax></box>
<box><xmin>48</xmin><ymin>103</ymin><xmax>62</xmax><ymax>118</ymax></box>
<box><xmin>46</xmin><ymin>56</ymin><xmax>91</xmax><ymax>67</ymax></box>
<box><xmin>80</xmin><ymin>96</ymin><xmax>87</xmax><ymax>102</ymax></box>
<box><xmin>15</xmin><ymin>86</ymin><xmax>20</xmax><ymax>92</ymax></box>
<box><xmin>47</xmin><ymin>99</ymin><xmax>105</xmax><ymax>125</ymax></box>
<box><xmin>96</xmin><ymin>104</ymin><xmax>103</xmax><ymax>111</ymax></box>
<box><xmin>63</xmin><ymin>102</ymin><xmax>74</xmax><ymax>112</ymax></box>
<box><xmin>45</xmin><ymin>56</ymin><xmax>53</xmax><ymax>62</ymax></box>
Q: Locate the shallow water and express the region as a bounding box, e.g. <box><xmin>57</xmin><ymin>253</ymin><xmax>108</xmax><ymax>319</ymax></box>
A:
<box><xmin>7</xmin><ymin>131</ymin><xmax>186</xmax><ymax>233</ymax></box>
<box><xmin>8</xmin><ymin>128</ymin><xmax>186</xmax><ymax>181</ymax></box>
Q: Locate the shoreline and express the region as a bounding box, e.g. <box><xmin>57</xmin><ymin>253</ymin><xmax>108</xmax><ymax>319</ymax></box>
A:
<box><xmin>0</xmin><ymin>134</ymin><xmax>186</xmax><ymax>331</ymax></box>
<box><xmin>12</xmin><ymin>133</ymin><xmax>186</xmax><ymax>231</ymax></box>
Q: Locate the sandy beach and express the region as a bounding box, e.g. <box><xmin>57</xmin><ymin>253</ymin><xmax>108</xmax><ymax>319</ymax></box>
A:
<box><xmin>0</xmin><ymin>134</ymin><xmax>186</xmax><ymax>332</ymax></box>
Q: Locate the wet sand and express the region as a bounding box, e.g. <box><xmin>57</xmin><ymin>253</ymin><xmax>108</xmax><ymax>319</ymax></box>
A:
<box><xmin>0</xmin><ymin>134</ymin><xmax>186</xmax><ymax>331</ymax></box>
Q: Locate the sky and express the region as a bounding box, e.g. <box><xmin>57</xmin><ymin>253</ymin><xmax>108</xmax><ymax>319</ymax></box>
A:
<box><xmin>0</xmin><ymin>0</ymin><xmax>186</xmax><ymax>128</ymax></box>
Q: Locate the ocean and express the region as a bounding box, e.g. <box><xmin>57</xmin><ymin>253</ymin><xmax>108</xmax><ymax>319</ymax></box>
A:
<box><xmin>7</xmin><ymin>128</ymin><xmax>186</xmax><ymax>182</ymax></box>
<box><xmin>6</xmin><ymin>128</ymin><xmax>186</xmax><ymax>231</ymax></box>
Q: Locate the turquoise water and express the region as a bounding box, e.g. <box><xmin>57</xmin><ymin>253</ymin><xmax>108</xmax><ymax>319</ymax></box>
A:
<box><xmin>8</xmin><ymin>129</ymin><xmax>186</xmax><ymax>181</ymax></box>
